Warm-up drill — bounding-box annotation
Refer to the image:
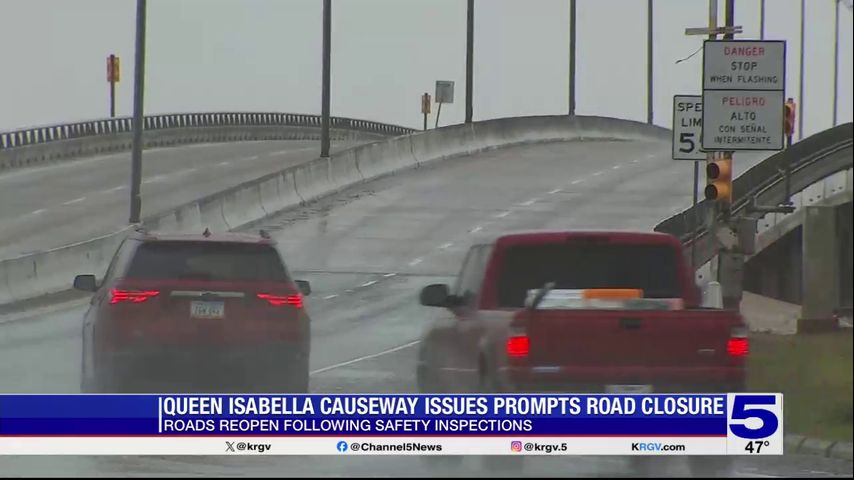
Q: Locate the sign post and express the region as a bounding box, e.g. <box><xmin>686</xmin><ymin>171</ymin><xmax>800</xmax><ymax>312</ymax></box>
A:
<box><xmin>106</xmin><ymin>54</ymin><xmax>120</xmax><ymax>118</ymax></box>
<box><xmin>672</xmin><ymin>95</ymin><xmax>704</xmax><ymax>270</ymax></box>
<box><xmin>700</xmin><ymin>37</ymin><xmax>787</xmax><ymax>310</ymax></box>
<box><xmin>421</xmin><ymin>93</ymin><xmax>431</xmax><ymax>131</ymax></box>
<box><xmin>434</xmin><ymin>80</ymin><xmax>455</xmax><ymax>129</ymax></box>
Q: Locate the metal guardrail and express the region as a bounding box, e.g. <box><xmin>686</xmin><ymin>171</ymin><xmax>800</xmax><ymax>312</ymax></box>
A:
<box><xmin>0</xmin><ymin>112</ymin><xmax>416</xmax><ymax>149</ymax></box>
<box><xmin>655</xmin><ymin>122</ymin><xmax>854</xmax><ymax>246</ymax></box>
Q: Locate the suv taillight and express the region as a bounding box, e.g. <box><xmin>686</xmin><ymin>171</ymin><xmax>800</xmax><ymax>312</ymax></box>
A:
<box><xmin>727</xmin><ymin>326</ymin><xmax>749</xmax><ymax>357</ymax></box>
<box><xmin>257</xmin><ymin>293</ymin><xmax>303</xmax><ymax>309</ymax></box>
<box><xmin>506</xmin><ymin>335</ymin><xmax>530</xmax><ymax>358</ymax></box>
<box><xmin>110</xmin><ymin>289</ymin><xmax>160</xmax><ymax>304</ymax></box>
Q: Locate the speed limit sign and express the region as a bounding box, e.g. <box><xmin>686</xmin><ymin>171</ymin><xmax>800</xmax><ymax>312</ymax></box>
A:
<box><xmin>672</xmin><ymin>95</ymin><xmax>705</xmax><ymax>160</ymax></box>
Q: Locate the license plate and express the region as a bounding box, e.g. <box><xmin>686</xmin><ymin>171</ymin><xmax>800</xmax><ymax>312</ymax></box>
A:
<box><xmin>605</xmin><ymin>384</ymin><xmax>653</xmax><ymax>394</ymax></box>
<box><xmin>190</xmin><ymin>301</ymin><xmax>224</xmax><ymax>319</ymax></box>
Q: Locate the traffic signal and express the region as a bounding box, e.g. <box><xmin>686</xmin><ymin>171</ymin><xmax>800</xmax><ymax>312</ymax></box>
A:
<box><xmin>705</xmin><ymin>153</ymin><xmax>733</xmax><ymax>211</ymax></box>
<box><xmin>784</xmin><ymin>99</ymin><xmax>796</xmax><ymax>141</ymax></box>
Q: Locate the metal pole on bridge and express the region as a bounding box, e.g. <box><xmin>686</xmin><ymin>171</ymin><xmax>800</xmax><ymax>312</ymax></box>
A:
<box><xmin>798</xmin><ymin>0</ymin><xmax>805</xmax><ymax>140</ymax></box>
<box><xmin>647</xmin><ymin>0</ymin><xmax>654</xmax><ymax>125</ymax></box>
<box><xmin>129</xmin><ymin>0</ymin><xmax>146</xmax><ymax>224</ymax></box>
<box><xmin>465</xmin><ymin>0</ymin><xmax>474</xmax><ymax>124</ymax></box>
<box><xmin>759</xmin><ymin>0</ymin><xmax>765</xmax><ymax>40</ymax></box>
<box><xmin>320</xmin><ymin>0</ymin><xmax>332</xmax><ymax>158</ymax></box>
<box><xmin>833</xmin><ymin>0</ymin><xmax>840</xmax><ymax>127</ymax></box>
<box><xmin>568</xmin><ymin>0</ymin><xmax>576</xmax><ymax>116</ymax></box>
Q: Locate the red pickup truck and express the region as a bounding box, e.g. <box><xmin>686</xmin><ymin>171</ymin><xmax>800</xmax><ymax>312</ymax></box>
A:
<box><xmin>416</xmin><ymin>230</ymin><xmax>748</xmax><ymax>395</ymax></box>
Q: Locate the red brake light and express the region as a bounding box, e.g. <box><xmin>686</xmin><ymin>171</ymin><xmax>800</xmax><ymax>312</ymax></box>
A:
<box><xmin>728</xmin><ymin>325</ymin><xmax>749</xmax><ymax>357</ymax></box>
<box><xmin>110</xmin><ymin>289</ymin><xmax>159</xmax><ymax>304</ymax></box>
<box><xmin>257</xmin><ymin>293</ymin><xmax>303</xmax><ymax>309</ymax></box>
<box><xmin>506</xmin><ymin>335</ymin><xmax>530</xmax><ymax>358</ymax></box>
<box><xmin>727</xmin><ymin>337</ymin><xmax>749</xmax><ymax>357</ymax></box>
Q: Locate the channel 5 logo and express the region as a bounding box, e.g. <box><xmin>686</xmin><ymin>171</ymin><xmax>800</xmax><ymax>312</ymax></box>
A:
<box><xmin>727</xmin><ymin>394</ymin><xmax>782</xmax><ymax>440</ymax></box>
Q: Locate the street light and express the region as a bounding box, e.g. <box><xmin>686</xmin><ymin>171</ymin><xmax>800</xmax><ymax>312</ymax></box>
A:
<box><xmin>129</xmin><ymin>0</ymin><xmax>146</xmax><ymax>224</ymax></box>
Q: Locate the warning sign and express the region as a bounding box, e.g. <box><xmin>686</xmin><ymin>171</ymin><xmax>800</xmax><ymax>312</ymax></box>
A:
<box><xmin>702</xmin><ymin>90</ymin><xmax>785</xmax><ymax>150</ymax></box>
<box><xmin>701</xmin><ymin>39</ymin><xmax>786</xmax><ymax>151</ymax></box>
<box><xmin>703</xmin><ymin>40</ymin><xmax>785</xmax><ymax>91</ymax></box>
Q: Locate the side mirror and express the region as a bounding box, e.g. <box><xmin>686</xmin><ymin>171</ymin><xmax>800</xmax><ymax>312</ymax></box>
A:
<box><xmin>420</xmin><ymin>284</ymin><xmax>451</xmax><ymax>307</ymax></box>
<box><xmin>295</xmin><ymin>280</ymin><xmax>312</xmax><ymax>296</ymax></box>
<box><xmin>73</xmin><ymin>274</ymin><xmax>98</xmax><ymax>292</ymax></box>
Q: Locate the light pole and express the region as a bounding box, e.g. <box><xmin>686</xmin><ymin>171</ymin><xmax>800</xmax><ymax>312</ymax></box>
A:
<box><xmin>647</xmin><ymin>0</ymin><xmax>654</xmax><ymax>125</ymax></box>
<box><xmin>833</xmin><ymin>0</ymin><xmax>840</xmax><ymax>126</ymax></box>
<box><xmin>129</xmin><ymin>0</ymin><xmax>146</xmax><ymax>224</ymax></box>
<box><xmin>759</xmin><ymin>0</ymin><xmax>765</xmax><ymax>40</ymax></box>
<box><xmin>320</xmin><ymin>0</ymin><xmax>331</xmax><ymax>158</ymax></box>
<box><xmin>569</xmin><ymin>0</ymin><xmax>576</xmax><ymax>116</ymax></box>
<box><xmin>798</xmin><ymin>0</ymin><xmax>805</xmax><ymax>140</ymax></box>
<box><xmin>465</xmin><ymin>0</ymin><xmax>474</xmax><ymax>124</ymax></box>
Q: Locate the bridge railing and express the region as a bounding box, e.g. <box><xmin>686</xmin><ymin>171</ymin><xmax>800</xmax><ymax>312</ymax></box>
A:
<box><xmin>0</xmin><ymin>112</ymin><xmax>416</xmax><ymax>149</ymax></box>
<box><xmin>655</xmin><ymin>123</ymin><xmax>854</xmax><ymax>264</ymax></box>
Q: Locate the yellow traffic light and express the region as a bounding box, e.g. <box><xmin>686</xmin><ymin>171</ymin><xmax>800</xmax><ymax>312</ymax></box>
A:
<box><xmin>705</xmin><ymin>154</ymin><xmax>733</xmax><ymax>209</ymax></box>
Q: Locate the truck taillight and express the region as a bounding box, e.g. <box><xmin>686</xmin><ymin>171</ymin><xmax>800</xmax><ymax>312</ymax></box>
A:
<box><xmin>506</xmin><ymin>335</ymin><xmax>529</xmax><ymax>358</ymax></box>
<box><xmin>257</xmin><ymin>293</ymin><xmax>303</xmax><ymax>308</ymax></box>
<box><xmin>110</xmin><ymin>289</ymin><xmax>159</xmax><ymax>304</ymax></box>
<box><xmin>728</xmin><ymin>326</ymin><xmax>749</xmax><ymax>357</ymax></box>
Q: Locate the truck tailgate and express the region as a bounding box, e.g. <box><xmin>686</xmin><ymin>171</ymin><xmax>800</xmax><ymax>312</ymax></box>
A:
<box><xmin>519</xmin><ymin>309</ymin><xmax>743</xmax><ymax>368</ymax></box>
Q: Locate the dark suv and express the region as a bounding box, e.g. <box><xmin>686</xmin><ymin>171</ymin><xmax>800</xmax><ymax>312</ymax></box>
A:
<box><xmin>74</xmin><ymin>228</ymin><xmax>312</xmax><ymax>393</ymax></box>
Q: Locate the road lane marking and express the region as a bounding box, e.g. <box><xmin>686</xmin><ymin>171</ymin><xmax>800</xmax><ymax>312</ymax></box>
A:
<box><xmin>142</xmin><ymin>167</ymin><xmax>196</xmax><ymax>184</ymax></box>
<box><xmin>593</xmin><ymin>171</ymin><xmax>603</xmax><ymax>176</ymax></box>
<box><xmin>383</xmin><ymin>273</ymin><xmax>397</xmax><ymax>278</ymax></box>
<box><xmin>99</xmin><ymin>185</ymin><xmax>126</xmax><ymax>194</ymax></box>
<box><xmin>269</xmin><ymin>147</ymin><xmax>315</xmax><ymax>156</ymax></box>
<box><xmin>360</xmin><ymin>280</ymin><xmax>378</xmax><ymax>287</ymax></box>
<box><xmin>30</xmin><ymin>208</ymin><xmax>47</xmax><ymax>215</ymax></box>
<box><xmin>143</xmin><ymin>175</ymin><xmax>165</xmax><ymax>184</ymax></box>
<box><xmin>520</xmin><ymin>198</ymin><xmax>538</xmax><ymax>206</ymax></box>
<box><xmin>218</xmin><ymin>161</ymin><xmax>230</xmax><ymax>166</ymax></box>
<box><xmin>612</xmin><ymin>165</ymin><xmax>621</xmax><ymax>170</ymax></box>
<box><xmin>323</xmin><ymin>294</ymin><xmax>338</xmax><ymax>300</ymax></box>
<box><xmin>0</xmin><ymin>298</ymin><xmax>90</xmax><ymax>325</ymax></box>
<box><xmin>438</xmin><ymin>242</ymin><xmax>453</xmax><ymax>250</ymax></box>
<box><xmin>548</xmin><ymin>188</ymin><xmax>562</xmax><ymax>194</ymax></box>
<box><xmin>309</xmin><ymin>340</ymin><xmax>421</xmax><ymax>376</ymax></box>
<box><xmin>408</xmin><ymin>258</ymin><xmax>423</xmax><ymax>266</ymax></box>
<box><xmin>61</xmin><ymin>197</ymin><xmax>86</xmax><ymax>206</ymax></box>
<box><xmin>470</xmin><ymin>225</ymin><xmax>483</xmax><ymax>233</ymax></box>
<box><xmin>571</xmin><ymin>179</ymin><xmax>584</xmax><ymax>185</ymax></box>
<box><xmin>494</xmin><ymin>211</ymin><xmax>511</xmax><ymax>218</ymax></box>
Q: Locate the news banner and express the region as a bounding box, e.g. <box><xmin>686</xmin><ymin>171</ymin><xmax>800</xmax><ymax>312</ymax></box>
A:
<box><xmin>0</xmin><ymin>394</ymin><xmax>782</xmax><ymax>456</ymax></box>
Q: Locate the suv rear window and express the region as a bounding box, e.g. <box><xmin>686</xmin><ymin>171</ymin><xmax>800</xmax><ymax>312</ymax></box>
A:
<box><xmin>495</xmin><ymin>243</ymin><xmax>681</xmax><ymax>308</ymax></box>
<box><xmin>125</xmin><ymin>241</ymin><xmax>290</xmax><ymax>282</ymax></box>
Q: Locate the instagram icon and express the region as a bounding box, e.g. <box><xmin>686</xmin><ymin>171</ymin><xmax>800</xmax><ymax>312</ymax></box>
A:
<box><xmin>511</xmin><ymin>441</ymin><xmax>523</xmax><ymax>452</ymax></box>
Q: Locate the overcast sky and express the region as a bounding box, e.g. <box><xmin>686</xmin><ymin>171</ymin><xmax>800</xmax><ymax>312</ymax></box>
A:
<box><xmin>0</xmin><ymin>0</ymin><xmax>851</xmax><ymax>138</ymax></box>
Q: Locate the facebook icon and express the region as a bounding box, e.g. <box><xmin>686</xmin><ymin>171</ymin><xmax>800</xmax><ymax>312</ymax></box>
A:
<box><xmin>336</xmin><ymin>441</ymin><xmax>348</xmax><ymax>453</ymax></box>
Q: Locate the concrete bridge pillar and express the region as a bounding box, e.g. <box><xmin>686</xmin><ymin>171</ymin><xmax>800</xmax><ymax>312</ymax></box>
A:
<box><xmin>838</xmin><ymin>203</ymin><xmax>853</xmax><ymax>312</ymax></box>
<box><xmin>800</xmin><ymin>205</ymin><xmax>840</xmax><ymax>332</ymax></box>
<box><xmin>784</xmin><ymin>229</ymin><xmax>803</xmax><ymax>304</ymax></box>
